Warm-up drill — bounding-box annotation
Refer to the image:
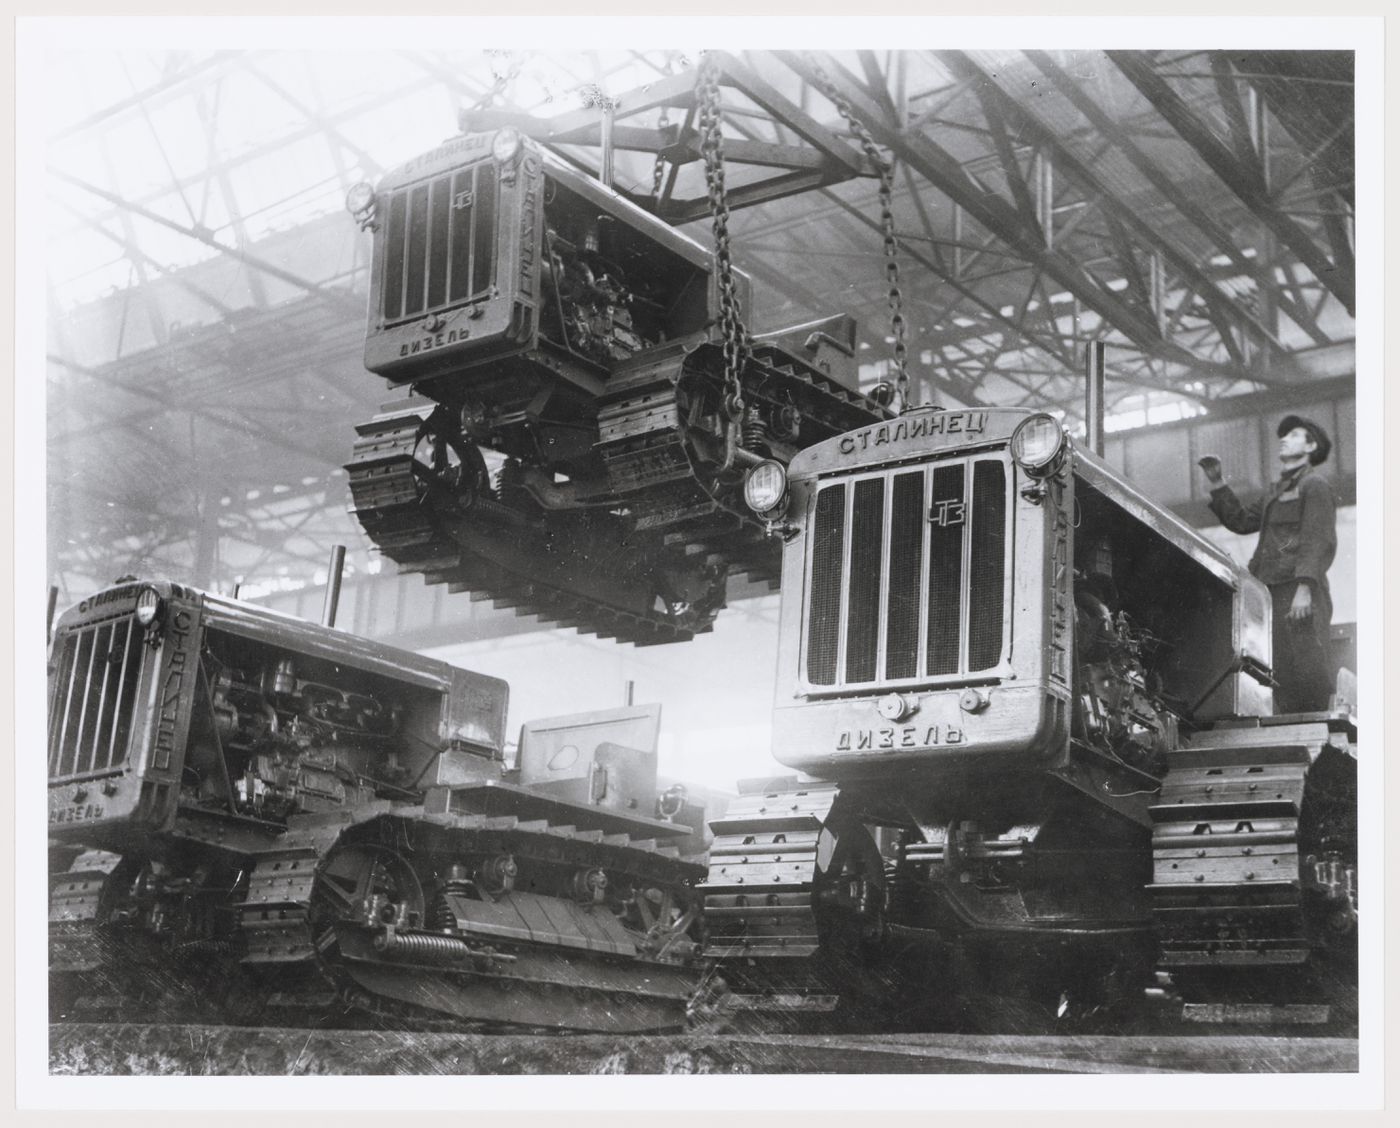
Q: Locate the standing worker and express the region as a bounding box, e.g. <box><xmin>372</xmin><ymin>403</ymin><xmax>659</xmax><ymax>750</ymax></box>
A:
<box><xmin>1197</xmin><ymin>416</ymin><xmax>1337</xmax><ymax>712</ymax></box>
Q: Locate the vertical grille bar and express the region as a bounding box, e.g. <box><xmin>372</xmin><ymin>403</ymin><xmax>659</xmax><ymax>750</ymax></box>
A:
<box><xmin>805</xmin><ymin>484</ymin><xmax>846</xmax><ymax>685</ymax></box>
<box><xmin>382</xmin><ymin>190</ymin><xmax>407</xmax><ymax>321</ymax></box>
<box><xmin>426</xmin><ymin>178</ymin><xmax>450</xmax><ymax>310</ymax></box>
<box><xmin>105</xmin><ymin>620</ymin><xmax>142</xmax><ymax>773</ymax></box>
<box><xmin>68</xmin><ymin>629</ymin><xmax>99</xmax><ymax>776</ymax></box>
<box><xmin>57</xmin><ymin>629</ymin><xmax>88</xmax><ymax>776</ymax></box>
<box><xmin>885</xmin><ymin>472</ymin><xmax>925</xmax><ymax>680</ymax></box>
<box><xmin>472</xmin><ymin>169</ymin><xmax>497</xmax><ymax>297</ymax></box>
<box><xmin>96</xmin><ymin>620</ymin><xmax>133</xmax><ymax>773</ymax></box>
<box><xmin>845</xmin><ymin>478</ymin><xmax>886</xmax><ymax>683</ymax></box>
<box><xmin>48</xmin><ymin>635</ymin><xmax>77</xmax><ymax>776</ymax></box>
<box><xmin>96</xmin><ymin>621</ymin><xmax>123</xmax><ymax>772</ymax></box>
<box><xmin>404</xmin><ymin>183</ymin><xmax>430</xmax><ymax>315</ymax></box>
<box><xmin>916</xmin><ymin>467</ymin><xmax>933</xmax><ymax>681</ymax></box>
<box><xmin>926</xmin><ymin>463</ymin><xmax>966</xmax><ymax>676</ymax></box>
<box><xmin>448</xmin><ymin>169</ymin><xmax>474</xmax><ymax>304</ymax></box>
<box><xmin>968</xmin><ymin>461</ymin><xmax>1008</xmax><ymax>671</ymax></box>
<box><xmin>87</xmin><ymin>622</ymin><xmax>114</xmax><ymax>775</ymax></box>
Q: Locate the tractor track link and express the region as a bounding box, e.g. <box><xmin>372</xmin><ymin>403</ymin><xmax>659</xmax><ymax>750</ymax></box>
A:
<box><xmin>1146</xmin><ymin>716</ymin><xmax>1358</xmax><ymax>1025</ymax></box>
<box><xmin>347</xmin><ymin>406</ymin><xmax>706</xmax><ymax>648</ymax></box>
<box><xmin>346</xmin><ymin>341</ymin><xmax>884</xmax><ymax>646</ymax></box>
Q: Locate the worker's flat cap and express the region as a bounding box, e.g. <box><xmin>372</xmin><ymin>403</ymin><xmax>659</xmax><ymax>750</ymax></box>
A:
<box><xmin>1278</xmin><ymin>414</ymin><xmax>1331</xmax><ymax>465</ymax></box>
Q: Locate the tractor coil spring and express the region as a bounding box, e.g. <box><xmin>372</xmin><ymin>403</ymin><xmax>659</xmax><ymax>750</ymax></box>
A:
<box><xmin>374</xmin><ymin>929</ymin><xmax>518</xmax><ymax>968</ymax></box>
<box><xmin>742</xmin><ymin>406</ymin><xmax>767</xmax><ymax>451</ymax></box>
<box><xmin>376</xmin><ymin>930</ymin><xmax>477</xmax><ymax>963</ymax></box>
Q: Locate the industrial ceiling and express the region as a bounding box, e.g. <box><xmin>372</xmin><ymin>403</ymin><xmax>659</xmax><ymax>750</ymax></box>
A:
<box><xmin>44</xmin><ymin>47</ymin><xmax>1356</xmax><ymax>608</ymax></box>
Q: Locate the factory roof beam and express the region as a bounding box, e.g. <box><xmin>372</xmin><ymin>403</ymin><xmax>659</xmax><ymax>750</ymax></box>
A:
<box><xmin>50</xmin><ymin>73</ymin><xmax>441</xmax><ymax>241</ymax></box>
<box><xmin>54</xmin><ymin>197</ymin><xmax>240</xmax><ymax>322</ymax></box>
<box><xmin>459</xmin><ymin>51</ymin><xmax>879</xmax><ymax>221</ymax></box>
<box><xmin>816</xmin><ymin>187</ymin><xmax>1080</xmax><ymax>378</ymax></box>
<box><xmin>54</xmin><ymin>52</ymin><xmax>243</xmax><ymax>142</ymax></box>
<box><xmin>1023</xmin><ymin>49</ymin><xmax>1330</xmax><ymax>349</ymax></box>
<box><xmin>53</xmin><ymin>170</ymin><xmax>363</xmax><ymax>317</ymax></box>
<box><xmin>1107</xmin><ymin>50</ymin><xmax>1354</xmax><ymax>316</ymax></box>
<box><xmin>938</xmin><ymin>50</ymin><xmax>1291</xmax><ymax>369</ymax></box>
<box><xmin>774</xmin><ymin>51</ymin><xmax>1225</xmax><ymax>376</ymax></box>
<box><xmin>236</xmin><ymin>55</ymin><xmax>387</xmax><ymax>183</ymax></box>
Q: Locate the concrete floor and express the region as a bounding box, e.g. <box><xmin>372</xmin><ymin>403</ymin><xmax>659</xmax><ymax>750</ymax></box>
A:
<box><xmin>49</xmin><ymin>1024</ymin><xmax>1359</xmax><ymax>1075</ymax></box>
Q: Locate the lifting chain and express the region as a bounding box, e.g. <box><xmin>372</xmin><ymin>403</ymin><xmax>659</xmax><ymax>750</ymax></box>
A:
<box><xmin>651</xmin><ymin>110</ymin><xmax>671</xmax><ymax>206</ymax></box>
<box><xmin>696</xmin><ymin>53</ymin><xmax>750</xmax><ymax>422</ymax></box>
<box><xmin>803</xmin><ymin>56</ymin><xmax>912</xmax><ymax>412</ymax></box>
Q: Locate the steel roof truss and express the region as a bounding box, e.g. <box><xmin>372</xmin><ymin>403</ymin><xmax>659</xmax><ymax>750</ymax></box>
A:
<box><xmin>899</xmin><ymin>163</ymin><xmax>950</xmax><ymax>276</ymax></box>
<box><xmin>53</xmin><ymin>172</ymin><xmax>362</xmax><ymax>318</ymax></box>
<box><xmin>460</xmin><ymin>51</ymin><xmax>876</xmax><ymax>223</ymax></box>
<box><xmin>1023</xmin><ymin>51</ymin><xmax>1330</xmax><ymax>349</ymax></box>
<box><xmin>818</xmin><ymin>186</ymin><xmax>1078</xmax><ymax>373</ymax></box>
<box><xmin>777</xmin><ymin>51</ymin><xmax>1210</xmax><ymax>369</ymax></box>
<box><xmin>856</xmin><ymin>51</ymin><xmax>901</xmax><ymax>121</ymax></box>
<box><xmin>54</xmin><ymin>52</ymin><xmax>242</xmax><ymax>143</ymax></box>
<box><xmin>191</xmin><ymin>85</ymin><xmax>270</xmax><ymax>308</ymax></box>
<box><xmin>941</xmin><ymin>51</ymin><xmax>1292</xmax><ymax>369</ymax></box>
<box><xmin>54</xmin><ymin>197</ymin><xmax>238</xmax><ymax>320</ymax></box>
<box><xmin>1108</xmin><ymin>50</ymin><xmax>1353</xmax><ymax>316</ymax></box>
<box><xmin>241</xmin><ymin>56</ymin><xmax>385</xmax><ymax>180</ymax></box>
<box><xmin>973</xmin><ymin>82</ymin><xmax>1045</xmax><ymax>247</ymax></box>
<box><xmin>1309</xmin><ymin>168</ymin><xmax>1356</xmax><ymax>288</ymax></box>
<box><xmin>1209</xmin><ymin>54</ymin><xmax>1268</xmax><ymax>175</ymax></box>
<box><xmin>65</xmin><ymin>72</ymin><xmax>442</xmax><ymax>234</ymax></box>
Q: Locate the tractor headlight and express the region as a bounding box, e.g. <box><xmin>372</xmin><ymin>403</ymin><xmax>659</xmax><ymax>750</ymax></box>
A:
<box><xmin>134</xmin><ymin>586</ymin><xmax>164</xmax><ymax>628</ymax></box>
<box><xmin>345</xmin><ymin>181</ymin><xmax>376</xmax><ymax>227</ymax></box>
<box><xmin>492</xmin><ymin>127</ymin><xmax>523</xmax><ymax>164</ymax></box>
<box><xmin>1010</xmin><ymin>413</ymin><xmax>1066</xmax><ymax>476</ymax></box>
<box><xmin>743</xmin><ymin>459</ymin><xmax>788</xmax><ymax>516</ymax></box>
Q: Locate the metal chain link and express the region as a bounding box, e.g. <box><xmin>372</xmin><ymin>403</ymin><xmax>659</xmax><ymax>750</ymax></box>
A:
<box><xmin>651</xmin><ymin>111</ymin><xmax>671</xmax><ymax>205</ymax></box>
<box><xmin>696</xmin><ymin>53</ymin><xmax>749</xmax><ymax>421</ymax></box>
<box><xmin>803</xmin><ymin>56</ymin><xmax>911</xmax><ymax>411</ymax></box>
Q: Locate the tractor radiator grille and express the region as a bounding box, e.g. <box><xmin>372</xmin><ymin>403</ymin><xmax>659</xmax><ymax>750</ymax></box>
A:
<box><xmin>48</xmin><ymin>617</ymin><xmax>144</xmax><ymax>780</ymax></box>
<box><xmin>803</xmin><ymin>453</ymin><xmax>1010</xmax><ymax>689</ymax></box>
<box><xmin>381</xmin><ymin>164</ymin><xmax>497</xmax><ymax>324</ymax></box>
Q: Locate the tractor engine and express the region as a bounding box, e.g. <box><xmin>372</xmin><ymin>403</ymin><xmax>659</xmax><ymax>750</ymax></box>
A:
<box><xmin>204</xmin><ymin>655</ymin><xmax>413</xmax><ymax>817</ymax></box>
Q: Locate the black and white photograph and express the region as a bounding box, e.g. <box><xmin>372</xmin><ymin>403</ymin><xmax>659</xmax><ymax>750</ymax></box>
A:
<box><xmin>14</xmin><ymin>14</ymin><xmax>1384</xmax><ymax>1108</ymax></box>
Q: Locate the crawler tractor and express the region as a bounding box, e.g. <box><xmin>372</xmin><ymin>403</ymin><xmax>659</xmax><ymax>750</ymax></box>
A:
<box><xmin>344</xmin><ymin>127</ymin><xmax>887</xmax><ymax>646</ymax></box>
<box><xmin>47</xmin><ymin>581</ymin><xmax>708</xmax><ymax>1030</ymax></box>
<box><xmin>701</xmin><ymin>411</ymin><xmax>1358</xmax><ymax>1031</ymax></box>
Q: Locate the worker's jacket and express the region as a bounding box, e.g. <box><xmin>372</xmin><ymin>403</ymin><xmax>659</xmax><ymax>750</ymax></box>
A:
<box><xmin>1208</xmin><ymin>465</ymin><xmax>1336</xmax><ymax>593</ymax></box>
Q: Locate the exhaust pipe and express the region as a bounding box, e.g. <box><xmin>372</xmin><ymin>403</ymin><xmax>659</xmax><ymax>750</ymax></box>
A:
<box><xmin>321</xmin><ymin>545</ymin><xmax>346</xmax><ymax>629</ymax></box>
<box><xmin>599</xmin><ymin>99</ymin><xmax>616</xmax><ymax>189</ymax></box>
<box><xmin>1085</xmin><ymin>341</ymin><xmax>1105</xmax><ymax>457</ymax></box>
